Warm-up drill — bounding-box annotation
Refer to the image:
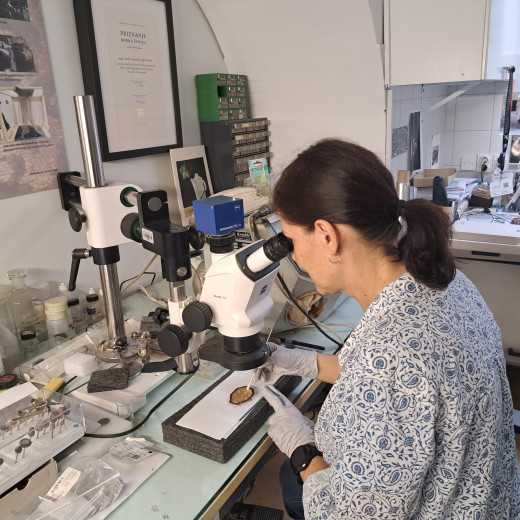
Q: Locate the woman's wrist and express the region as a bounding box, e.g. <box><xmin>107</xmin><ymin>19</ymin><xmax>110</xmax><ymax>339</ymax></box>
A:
<box><xmin>300</xmin><ymin>455</ymin><xmax>329</xmax><ymax>482</ymax></box>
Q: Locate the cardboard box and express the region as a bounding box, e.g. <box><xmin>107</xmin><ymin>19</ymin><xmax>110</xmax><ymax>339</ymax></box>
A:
<box><xmin>0</xmin><ymin>459</ymin><xmax>58</xmax><ymax>520</ymax></box>
<box><xmin>412</xmin><ymin>168</ymin><xmax>456</xmax><ymax>187</ymax></box>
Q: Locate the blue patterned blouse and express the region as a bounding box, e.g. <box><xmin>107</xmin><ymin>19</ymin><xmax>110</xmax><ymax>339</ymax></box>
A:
<box><xmin>304</xmin><ymin>271</ymin><xmax>520</xmax><ymax>519</ymax></box>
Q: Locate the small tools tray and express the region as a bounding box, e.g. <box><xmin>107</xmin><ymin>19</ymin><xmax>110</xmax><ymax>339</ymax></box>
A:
<box><xmin>162</xmin><ymin>374</ymin><xmax>301</xmax><ymax>463</ymax></box>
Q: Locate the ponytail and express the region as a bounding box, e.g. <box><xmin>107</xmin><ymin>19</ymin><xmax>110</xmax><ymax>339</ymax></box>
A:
<box><xmin>398</xmin><ymin>199</ymin><xmax>456</xmax><ymax>290</ymax></box>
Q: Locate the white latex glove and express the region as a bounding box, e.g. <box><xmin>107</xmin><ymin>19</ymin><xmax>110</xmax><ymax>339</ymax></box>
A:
<box><xmin>259</xmin><ymin>385</ymin><xmax>315</xmax><ymax>458</ymax></box>
<box><xmin>252</xmin><ymin>342</ymin><xmax>318</xmax><ymax>384</ymax></box>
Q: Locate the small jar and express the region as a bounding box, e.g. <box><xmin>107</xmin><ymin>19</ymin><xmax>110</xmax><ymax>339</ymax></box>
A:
<box><xmin>68</xmin><ymin>297</ymin><xmax>87</xmax><ymax>334</ymax></box>
<box><xmin>85</xmin><ymin>293</ymin><xmax>102</xmax><ymax>325</ymax></box>
<box><xmin>20</xmin><ymin>330</ymin><xmax>39</xmax><ymax>353</ymax></box>
<box><xmin>45</xmin><ymin>297</ymin><xmax>72</xmax><ymax>339</ymax></box>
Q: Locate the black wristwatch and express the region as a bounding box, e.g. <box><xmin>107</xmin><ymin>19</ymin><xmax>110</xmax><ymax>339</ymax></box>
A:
<box><xmin>290</xmin><ymin>444</ymin><xmax>323</xmax><ymax>483</ymax></box>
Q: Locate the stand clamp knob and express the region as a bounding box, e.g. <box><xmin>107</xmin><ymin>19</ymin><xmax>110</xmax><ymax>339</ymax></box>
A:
<box><xmin>158</xmin><ymin>324</ymin><xmax>191</xmax><ymax>358</ymax></box>
<box><xmin>68</xmin><ymin>205</ymin><xmax>87</xmax><ymax>232</ymax></box>
<box><xmin>182</xmin><ymin>301</ymin><xmax>213</xmax><ymax>333</ymax></box>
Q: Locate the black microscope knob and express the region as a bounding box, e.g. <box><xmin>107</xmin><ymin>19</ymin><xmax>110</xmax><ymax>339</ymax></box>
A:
<box><xmin>158</xmin><ymin>324</ymin><xmax>191</xmax><ymax>358</ymax></box>
<box><xmin>182</xmin><ymin>301</ymin><xmax>213</xmax><ymax>333</ymax></box>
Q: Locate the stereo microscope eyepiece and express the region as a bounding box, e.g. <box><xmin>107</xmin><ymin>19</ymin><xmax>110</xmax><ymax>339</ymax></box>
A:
<box><xmin>263</xmin><ymin>233</ymin><xmax>293</xmax><ymax>262</ymax></box>
<box><xmin>246</xmin><ymin>233</ymin><xmax>293</xmax><ymax>274</ymax></box>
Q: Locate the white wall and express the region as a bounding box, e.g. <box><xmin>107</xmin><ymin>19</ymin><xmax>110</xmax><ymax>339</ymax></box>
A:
<box><xmin>197</xmin><ymin>0</ymin><xmax>387</xmax><ymax>173</ymax></box>
<box><xmin>0</xmin><ymin>0</ymin><xmax>226</xmax><ymax>295</ymax></box>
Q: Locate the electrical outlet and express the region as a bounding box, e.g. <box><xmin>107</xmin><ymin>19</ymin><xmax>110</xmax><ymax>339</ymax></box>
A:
<box><xmin>476</xmin><ymin>155</ymin><xmax>490</xmax><ymax>173</ymax></box>
<box><xmin>461</xmin><ymin>155</ymin><xmax>476</xmax><ymax>170</ymax></box>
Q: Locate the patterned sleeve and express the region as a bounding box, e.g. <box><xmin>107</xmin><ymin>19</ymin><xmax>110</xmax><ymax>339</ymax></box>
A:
<box><xmin>302</xmin><ymin>337</ymin><xmax>437</xmax><ymax>519</ymax></box>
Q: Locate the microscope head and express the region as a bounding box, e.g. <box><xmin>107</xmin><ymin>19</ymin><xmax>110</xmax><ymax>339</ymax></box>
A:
<box><xmin>187</xmin><ymin>232</ymin><xmax>293</xmax><ymax>370</ymax></box>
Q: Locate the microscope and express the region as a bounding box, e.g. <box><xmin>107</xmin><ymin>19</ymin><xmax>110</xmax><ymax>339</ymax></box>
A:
<box><xmin>58</xmin><ymin>95</ymin><xmax>293</xmax><ymax>375</ymax></box>
<box><xmin>178</xmin><ymin>196</ymin><xmax>294</xmax><ymax>370</ymax></box>
<box><xmin>128</xmin><ymin>190</ymin><xmax>293</xmax><ymax>371</ymax></box>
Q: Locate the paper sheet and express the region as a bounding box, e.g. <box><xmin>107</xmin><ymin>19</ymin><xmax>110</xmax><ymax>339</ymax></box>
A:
<box><xmin>0</xmin><ymin>381</ymin><xmax>37</xmax><ymax>410</ymax></box>
<box><xmin>176</xmin><ymin>371</ymin><xmax>261</xmax><ymax>440</ymax></box>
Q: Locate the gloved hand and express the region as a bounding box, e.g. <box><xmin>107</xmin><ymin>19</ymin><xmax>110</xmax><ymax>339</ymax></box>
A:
<box><xmin>259</xmin><ymin>385</ymin><xmax>315</xmax><ymax>458</ymax></box>
<box><xmin>252</xmin><ymin>342</ymin><xmax>318</xmax><ymax>384</ymax></box>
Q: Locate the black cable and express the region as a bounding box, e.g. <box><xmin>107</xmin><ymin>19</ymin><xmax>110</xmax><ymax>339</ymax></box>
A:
<box><xmin>119</xmin><ymin>272</ymin><xmax>156</xmax><ymax>291</ymax></box>
<box><xmin>84</xmin><ymin>370</ymin><xmax>197</xmax><ymax>438</ymax></box>
<box><xmin>276</xmin><ymin>273</ymin><xmax>343</xmax><ymax>348</ymax></box>
<box><xmin>59</xmin><ymin>376</ymin><xmax>77</xmax><ymax>393</ymax></box>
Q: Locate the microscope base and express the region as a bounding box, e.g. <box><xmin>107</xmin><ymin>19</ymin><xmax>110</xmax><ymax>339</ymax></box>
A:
<box><xmin>199</xmin><ymin>335</ymin><xmax>268</xmax><ymax>371</ymax></box>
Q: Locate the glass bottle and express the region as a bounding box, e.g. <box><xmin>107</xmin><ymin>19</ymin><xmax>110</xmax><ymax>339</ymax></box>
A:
<box><xmin>31</xmin><ymin>297</ymin><xmax>49</xmax><ymax>343</ymax></box>
<box><xmin>6</xmin><ymin>268</ymin><xmax>40</xmax><ymax>334</ymax></box>
<box><xmin>68</xmin><ymin>297</ymin><xmax>87</xmax><ymax>334</ymax></box>
<box><xmin>0</xmin><ymin>290</ymin><xmax>21</xmax><ymax>372</ymax></box>
<box><xmin>85</xmin><ymin>291</ymin><xmax>103</xmax><ymax>325</ymax></box>
<box><xmin>20</xmin><ymin>330</ymin><xmax>39</xmax><ymax>355</ymax></box>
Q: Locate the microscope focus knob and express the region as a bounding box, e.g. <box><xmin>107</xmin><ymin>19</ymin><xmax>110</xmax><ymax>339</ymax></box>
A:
<box><xmin>182</xmin><ymin>301</ymin><xmax>213</xmax><ymax>333</ymax></box>
<box><xmin>158</xmin><ymin>324</ymin><xmax>191</xmax><ymax>358</ymax></box>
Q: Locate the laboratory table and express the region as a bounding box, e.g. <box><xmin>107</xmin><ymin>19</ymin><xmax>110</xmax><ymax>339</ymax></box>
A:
<box><xmin>66</xmin><ymin>282</ymin><xmax>364</xmax><ymax>520</ymax></box>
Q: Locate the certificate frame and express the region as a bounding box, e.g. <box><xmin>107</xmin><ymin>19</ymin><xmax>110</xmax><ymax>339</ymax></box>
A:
<box><xmin>73</xmin><ymin>0</ymin><xmax>182</xmax><ymax>161</ymax></box>
<box><xmin>170</xmin><ymin>145</ymin><xmax>213</xmax><ymax>227</ymax></box>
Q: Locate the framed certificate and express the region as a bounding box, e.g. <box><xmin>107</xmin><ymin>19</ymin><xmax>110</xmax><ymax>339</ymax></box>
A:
<box><xmin>73</xmin><ymin>0</ymin><xmax>182</xmax><ymax>161</ymax></box>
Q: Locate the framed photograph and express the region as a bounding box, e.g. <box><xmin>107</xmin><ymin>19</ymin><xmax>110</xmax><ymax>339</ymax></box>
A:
<box><xmin>170</xmin><ymin>145</ymin><xmax>213</xmax><ymax>227</ymax></box>
<box><xmin>73</xmin><ymin>0</ymin><xmax>182</xmax><ymax>161</ymax></box>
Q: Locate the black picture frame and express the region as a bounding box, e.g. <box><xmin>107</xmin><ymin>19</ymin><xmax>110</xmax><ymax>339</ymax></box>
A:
<box><xmin>73</xmin><ymin>0</ymin><xmax>182</xmax><ymax>161</ymax></box>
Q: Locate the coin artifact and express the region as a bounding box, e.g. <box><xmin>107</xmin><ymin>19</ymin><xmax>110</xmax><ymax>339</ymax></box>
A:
<box><xmin>229</xmin><ymin>386</ymin><xmax>254</xmax><ymax>405</ymax></box>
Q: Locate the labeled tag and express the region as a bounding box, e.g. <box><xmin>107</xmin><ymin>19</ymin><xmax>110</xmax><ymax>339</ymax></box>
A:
<box><xmin>490</xmin><ymin>172</ymin><xmax>514</xmax><ymax>197</ymax></box>
<box><xmin>43</xmin><ymin>467</ymin><xmax>81</xmax><ymax>502</ymax></box>
<box><xmin>141</xmin><ymin>228</ymin><xmax>154</xmax><ymax>244</ymax></box>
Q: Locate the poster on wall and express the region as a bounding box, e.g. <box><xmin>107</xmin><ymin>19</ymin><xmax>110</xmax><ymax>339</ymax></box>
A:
<box><xmin>0</xmin><ymin>0</ymin><xmax>67</xmax><ymax>200</ymax></box>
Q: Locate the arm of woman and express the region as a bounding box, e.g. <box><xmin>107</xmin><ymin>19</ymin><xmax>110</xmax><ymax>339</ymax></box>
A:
<box><xmin>316</xmin><ymin>353</ymin><xmax>342</xmax><ymax>384</ymax></box>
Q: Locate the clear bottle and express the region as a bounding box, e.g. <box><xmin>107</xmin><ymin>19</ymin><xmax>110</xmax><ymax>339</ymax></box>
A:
<box><xmin>30</xmin><ymin>297</ymin><xmax>49</xmax><ymax>343</ymax></box>
<box><xmin>20</xmin><ymin>330</ymin><xmax>39</xmax><ymax>355</ymax></box>
<box><xmin>6</xmin><ymin>268</ymin><xmax>40</xmax><ymax>333</ymax></box>
<box><xmin>45</xmin><ymin>297</ymin><xmax>72</xmax><ymax>339</ymax></box>
<box><xmin>68</xmin><ymin>297</ymin><xmax>87</xmax><ymax>334</ymax></box>
<box><xmin>85</xmin><ymin>288</ymin><xmax>103</xmax><ymax>325</ymax></box>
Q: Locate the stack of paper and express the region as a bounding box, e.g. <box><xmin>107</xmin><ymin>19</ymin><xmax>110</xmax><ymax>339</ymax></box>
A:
<box><xmin>177</xmin><ymin>371</ymin><xmax>262</xmax><ymax>440</ymax></box>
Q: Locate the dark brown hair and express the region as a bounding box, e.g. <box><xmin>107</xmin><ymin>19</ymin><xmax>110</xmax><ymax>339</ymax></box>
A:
<box><xmin>273</xmin><ymin>138</ymin><xmax>456</xmax><ymax>290</ymax></box>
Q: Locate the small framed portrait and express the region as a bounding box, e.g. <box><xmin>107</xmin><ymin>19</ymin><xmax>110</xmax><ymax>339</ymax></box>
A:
<box><xmin>170</xmin><ymin>145</ymin><xmax>213</xmax><ymax>226</ymax></box>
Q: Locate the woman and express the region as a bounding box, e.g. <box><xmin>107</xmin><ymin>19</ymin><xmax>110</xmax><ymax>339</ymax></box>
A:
<box><xmin>254</xmin><ymin>139</ymin><xmax>520</xmax><ymax>519</ymax></box>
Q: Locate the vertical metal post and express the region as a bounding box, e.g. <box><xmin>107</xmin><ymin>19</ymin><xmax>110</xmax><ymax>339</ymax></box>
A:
<box><xmin>74</xmin><ymin>95</ymin><xmax>125</xmax><ymax>340</ymax></box>
<box><xmin>74</xmin><ymin>96</ymin><xmax>105</xmax><ymax>189</ymax></box>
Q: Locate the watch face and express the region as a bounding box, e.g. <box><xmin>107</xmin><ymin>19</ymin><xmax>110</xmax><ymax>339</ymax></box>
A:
<box><xmin>291</xmin><ymin>445</ymin><xmax>311</xmax><ymax>471</ymax></box>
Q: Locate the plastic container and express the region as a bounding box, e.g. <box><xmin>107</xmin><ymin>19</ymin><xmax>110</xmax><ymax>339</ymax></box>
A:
<box><xmin>45</xmin><ymin>297</ymin><xmax>72</xmax><ymax>339</ymax></box>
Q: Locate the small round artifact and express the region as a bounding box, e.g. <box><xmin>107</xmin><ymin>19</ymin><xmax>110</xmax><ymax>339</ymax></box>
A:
<box><xmin>19</xmin><ymin>438</ymin><xmax>31</xmax><ymax>448</ymax></box>
<box><xmin>229</xmin><ymin>386</ymin><xmax>254</xmax><ymax>405</ymax></box>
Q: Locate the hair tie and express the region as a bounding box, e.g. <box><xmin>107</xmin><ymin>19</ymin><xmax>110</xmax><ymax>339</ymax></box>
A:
<box><xmin>397</xmin><ymin>199</ymin><xmax>406</xmax><ymax>219</ymax></box>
